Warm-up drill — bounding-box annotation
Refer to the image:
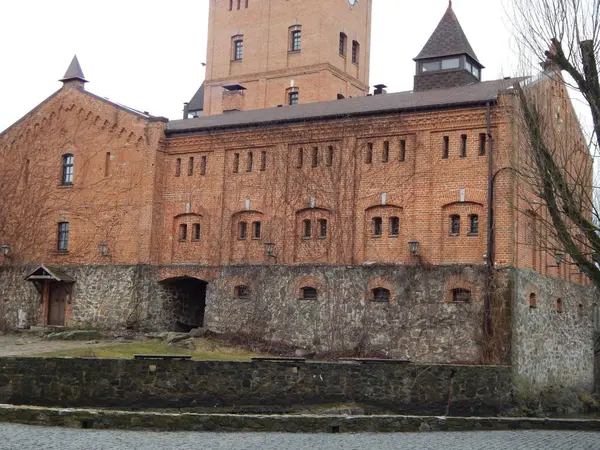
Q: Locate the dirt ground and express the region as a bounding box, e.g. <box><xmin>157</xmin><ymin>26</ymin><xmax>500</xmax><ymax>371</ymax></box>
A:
<box><xmin>0</xmin><ymin>333</ymin><xmax>125</xmax><ymax>357</ymax></box>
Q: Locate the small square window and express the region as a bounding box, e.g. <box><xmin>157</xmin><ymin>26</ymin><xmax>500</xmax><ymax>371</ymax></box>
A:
<box><xmin>235</xmin><ymin>285</ymin><xmax>250</xmax><ymax>298</ymax></box>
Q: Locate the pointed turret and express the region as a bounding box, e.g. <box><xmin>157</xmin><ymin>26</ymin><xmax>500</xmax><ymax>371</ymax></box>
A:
<box><xmin>413</xmin><ymin>2</ymin><xmax>484</xmax><ymax>91</ymax></box>
<box><xmin>60</xmin><ymin>55</ymin><xmax>87</xmax><ymax>89</ymax></box>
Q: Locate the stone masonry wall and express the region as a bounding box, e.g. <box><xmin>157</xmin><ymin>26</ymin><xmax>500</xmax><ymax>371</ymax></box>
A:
<box><xmin>0</xmin><ymin>357</ymin><xmax>512</xmax><ymax>416</ymax></box>
<box><xmin>511</xmin><ymin>269</ymin><xmax>597</xmax><ymax>392</ymax></box>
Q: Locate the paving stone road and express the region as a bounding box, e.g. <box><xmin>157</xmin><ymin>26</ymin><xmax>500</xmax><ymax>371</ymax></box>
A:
<box><xmin>1</xmin><ymin>424</ymin><xmax>599</xmax><ymax>450</ymax></box>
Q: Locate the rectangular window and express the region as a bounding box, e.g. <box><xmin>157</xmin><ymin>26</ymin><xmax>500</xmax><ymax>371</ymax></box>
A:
<box><xmin>179</xmin><ymin>224</ymin><xmax>188</xmax><ymax>241</ymax></box>
<box><xmin>239</xmin><ymin>221</ymin><xmax>248</xmax><ymax>240</ymax></box>
<box><xmin>318</xmin><ymin>219</ymin><xmax>328</xmax><ymax>239</ymax></box>
<box><xmin>233</xmin><ymin>153</ymin><xmax>239</xmax><ymax>173</ymax></box>
<box><xmin>479</xmin><ymin>133</ymin><xmax>486</xmax><ymax>156</ymax></box>
<box><xmin>229</xmin><ymin>0</ymin><xmax>233</xmax><ymax>10</ymax></box>
<box><xmin>352</xmin><ymin>41</ymin><xmax>360</xmax><ymax>64</ymax></box>
<box><xmin>372</xmin><ymin>217</ymin><xmax>383</xmax><ymax>236</ymax></box>
<box><xmin>469</xmin><ymin>215</ymin><xmax>479</xmax><ymax>235</ymax></box>
<box><xmin>312</xmin><ymin>147</ymin><xmax>318</xmax><ymax>168</ymax></box>
<box><xmin>366</xmin><ymin>142</ymin><xmax>373</xmax><ymax>164</ymax></box>
<box><xmin>326</xmin><ymin>146</ymin><xmax>334</xmax><ymax>166</ymax></box>
<box><xmin>450</xmin><ymin>215</ymin><xmax>460</xmax><ymax>235</ymax></box>
<box><xmin>460</xmin><ymin>135</ymin><xmax>467</xmax><ymax>157</ymax></box>
<box><xmin>188</xmin><ymin>157</ymin><xmax>194</xmax><ymax>176</ymax></box>
<box><xmin>201</xmin><ymin>155</ymin><xmax>207</xmax><ymax>175</ymax></box>
<box><xmin>441</xmin><ymin>58</ymin><xmax>460</xmax><ymax>69</ymax></box>
<box><xmin>247</xmin><ymin>152</ymin><xmax>253</xmax><ymax>172</ymax></box>
<box><xmin>192</xmin><ymin>224</ymin><xmax>201</xmax><ymax>241</ymax></box>
<box><xmin>339</xmin><ymin>33</ymin><xmax>347</xmax><ymax>56</ymax></box>
<box><xmin>382</xmin><ymin>141</ymin><xmax>389</xmax><ymax>163</ymax></box>
<box><xmin>390</xmin><ymin>217</ymin><xmax>400</xmax><ymax>236</ymax></box>
<box><xmin>57</xmin><ymin>222</ymin><xmax>69</xmax><ymax>252</ymax></box>
<box><xmin>105</xmin><ymin>152</ymin><xmax>111</xmax><ymax>177</ymax></box>
<box><xmin>175</xmin><ymin>158</ymin><xmax>181</xmax><ymax>177</ymax></box>
<box><xmin>302</xmin><ymin>219</ymin><xmax>312</xmax><ymax>238</ymax></box>
<box><xmin>400</xmin><ymin>140</ymin><xmax>406</xmax><ymax>162</ymax></box>
<box><xmin>260</xmin><ymin>151</ymin><xmax>267</xmax><ymax>171</ymax></box>
<box><xmin>291</xmin><ymin>30</ymin><xmax>301</xmax><ymax>52</ymax></box>
<box><xmin>62</xmin><ymin>154</ymin><xmax>74</xmax><ymax>185</ymax></box>
<box><xmin>234</xmin><ymin>39</ymin><xmax>243</xmax><ymax>60</ymax></box>
<box><xmin>252</xmin><ymin>221</ymin><xmax>261</xmax><ymax>239</ymax></box>
<box><xmin>289</xmin><ymin>91</ymin><xmax>299</xmax><ymax>105</ymax></box>
<box><xmin>25</xmin><ymin>159</ymin><xmax>30</xmax><ymax>185</ymax></box>
<box><xmin>422</xmin><ymin>61</ymin><xmax>441</xmax><ymax>72</ymax></box>
<box><xmin>245</xmin><ymin>0</ymin><xmax>248</xmax><ymax>7</ymax></box>
<box><xmin>297</xmin><ymin>148</ymin><xmax>303</xmax><ymax>167</ymax></box>
<box><xmin>442</xmin><ymin>136</ymin><xmax>449</xmax><ymax>159</ymax></box>
<box><xmin>237</xmin><ymin>0</ymin><xmax>241</xmax><ymax>9</ymax></box>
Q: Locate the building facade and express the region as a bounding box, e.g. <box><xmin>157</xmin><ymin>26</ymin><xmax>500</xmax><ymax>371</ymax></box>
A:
<box><xmin>0</xmin><ymin>1</ymin><xmax>596</xmax><ymax>391</ymax></box>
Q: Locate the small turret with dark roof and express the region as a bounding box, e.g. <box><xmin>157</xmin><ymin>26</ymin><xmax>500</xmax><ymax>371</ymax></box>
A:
<box><xmin>413</xmin><ymin>1</ymin><xmax>483</xmax><ymax>91</ymax></box>
<box><xmin>60</xmin><ymin>55</ymin><xmax>87</xmax><ymax>89</ymax></box>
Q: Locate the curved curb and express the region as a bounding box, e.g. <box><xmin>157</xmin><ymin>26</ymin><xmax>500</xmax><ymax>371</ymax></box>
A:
<box><xmin>1</xmin><ymin>404</ymin><xmax>599</xmax><ymax>433</ymax></box>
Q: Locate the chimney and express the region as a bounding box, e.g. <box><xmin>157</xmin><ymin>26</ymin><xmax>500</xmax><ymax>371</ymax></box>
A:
<box><xmin>374</xmin><ymin>84</ymin><xmax>387</xmax><ymax>95</ymax></box>
<box><xmin>222</xmin><ymin>84</ymin><xmax>246</xmax><ymax>113</ymax></box>
<box><xmin>183</xmin><ymin>102</ymin><xmax>190</xmax><ymax>119</ymax></box>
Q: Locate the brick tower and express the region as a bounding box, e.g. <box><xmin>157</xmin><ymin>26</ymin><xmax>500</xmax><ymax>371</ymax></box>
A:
<box><xmin>197</xmin><ymin>0</ymin><xmax>372</xmax><ymax>116</ymax></box>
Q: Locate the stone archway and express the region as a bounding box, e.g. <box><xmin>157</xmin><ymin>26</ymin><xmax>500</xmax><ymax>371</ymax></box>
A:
<box><xmin>161</xmin><ymin>277</ymin><xmax>208</xmax><ymax>331</ymax></box>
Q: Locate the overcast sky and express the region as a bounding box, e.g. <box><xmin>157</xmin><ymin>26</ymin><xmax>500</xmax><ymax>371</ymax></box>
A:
<box><xmin>0</xmin><ymin>0</ymin><xmax>517</xmax><ymax>132</ymax></box>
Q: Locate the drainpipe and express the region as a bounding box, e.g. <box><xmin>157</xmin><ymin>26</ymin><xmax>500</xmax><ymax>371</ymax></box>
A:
<box><xmin>484</xmin><ymin>101</ymin><xmax>494</xmax><ymax>342</ymax></box>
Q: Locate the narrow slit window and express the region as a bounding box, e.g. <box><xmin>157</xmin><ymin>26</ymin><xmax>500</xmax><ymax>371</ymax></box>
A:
<box><xmin>245</xmin><ymin>0</ymin><xmax>248</xmax><ymax>7</ymax></box>
<box><xmin>399</xmin><ymin>140</ymin><xmax>406</xmax><ymax>162</ymax></box>
<box><xmin>192</xmin><ymin>224</ymin><xmax>201</xmax><ymax>241</ymax></box>
<box><xmin>460</xmin><ymin>135</ymin><xmax>467</xmax><ymax>157</ymax></box>
<box><xmin>318</xmin><ymin>219</ymin><xmax>328</xmax><ymax>238</ymax></box>
<box><xmin>557</xmin><ymin>298</ymin><xmax>564</xmax><ymax>313</ymax></box>
<box><xmin>237</xmin><ymin>0</ymin><xmax>241</xmax><ymax>9</ymax></box>
<box><xmin>252</xmin><ymin>221</ymin><xmax>261</xmax><ymax>239</ymax></box>
<box><xmin>339</xmin><ymin>32</ymin><xmax>347</xmax><ymax>56</ymax></box>
<box><xmin>372</xmin><ymin>217</ymin><xmax>383</xmax><ymax>236</ymax></box>
<box><xmin>179</xmin><ymin>224</ymin><xmax>188</xmax><ymax>241</ymax></box>
<box><xmin>312</xmin><ymin>147</ymin><xmax>319</xmax><ymax>168</ymax></box>
<box><xmin>389</xmin><ymin>217</ymin><xmax>400</xmax><ymax>236</ymax></box>
<box><xmin>260</xmin><ymin>151</ymin><xmax>267</xmax><ymax>171</ymax></box>
<box><xmin>239</xmin><ymin>221</ymin><xmax>248</xmax><ymax>240</ymax></box>
<box><xmin>479</xmin><ymin>133</ymin><xmax>486</xmax><ymax>156</ymax></box>
<box><xmin>442</xmin><ymin>136</ymin><xmax>449</xmax><ymax>159</ymax></box>
<box><xmin>229</xmin><ymin>0</ymin><xmax>233</xmax><ymax>10</ymax></box>
<box><xmin>469</xmin><ymin>215</ymin><xmax>479</xmax><ymax>235</ymax></box>
<box><xmin>233</xmin><ymin>153</ymin><xmax>239</xmax><ymax>173</ymax></box>
<box><xmin>302</xmin><ymin>219</ymin><xmax>312</xmax><ymax>238</ymax></box>
<box><xmin>57</xmin><ymin>222</ymin><xmax>70</xmax><ymax>252</ymax></box>
<box><xmin>297</xmin><ymin>148</ymin><xmax>303</xmax><ymax>167</ymax></box>
<box><xmin>326</xmin><ymin>146</ymin><xmax>334</xmax><ymax>166</ymax></box>
<box><xmin>382</xmin><ymin>141</ymin><xmax>389</xmax><ymax>163</ymax></box>
<box><xmin>366</xmin><ymin>143</ymin><xmax>373</xmax><ymax>164</ymax></box>
<box><xmin>290</xmin><ymin>29</ymin><xmax>302</xmax><ymax>52</ymax></box>
<box><xmin>105</xmin><ymin>152</ymin><xmax>111</xmax><ymax>177</ymax></box>
<box><xmin>247</xmin><ymin>152</ymin><xmax>253</xmax><ymax>172</ymax></box>
<box><xmin>450</xmin><ymin>215</ymin><xmax>460</xmax><ymax>235</ymax></box>
<box><xmin>201</xmin><ymin>155</ymin><xmax>207</xmax><ymax>175</ymax></box>
<box><xmin>61</xmin><ymin>154</ymin><xmax>74</xmax><ymax>185</ymax></box>
<box><xmin>233</xmin><ymin>39</ymin><xmax>243</xmax><ymax>60</ymax></box>
<box><xmin>352</xmin><ymin>40</ymin><xmax>360</xmax><ymax>64</ymax></box>
<box><xmin>188</xmin><ymin>157</ymin><xmax>194</xmax><ymax>176</ymax></box>
<box><xmin>175</xmin><ymin>158</ymin><xmax>181</xmax><ymax>177</ymax></box>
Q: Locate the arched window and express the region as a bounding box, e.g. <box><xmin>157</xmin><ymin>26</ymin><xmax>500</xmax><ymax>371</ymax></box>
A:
<box><xmin>192</xmin><ymin>223</ymin><xmax>201</xmax><ymax>241</ymax></box>
<box><xmin>452</xmin><ymin>288</ymin><xmax>471</xmax><ymax>302</ymax></box>
<box><xmin>301</xmin><ymin>286</ymin><xmax>318</xmax><ymax>300</ymax></box>
<box><xmin>389</xmin><ymin>217</ymin><xmax>400</xmax><ymax>237</ymax></box>
<box><xmin>556</xmin><ymin>298</ymin><xmax>564</xmax><ymax>313</ymax></box>
<box><xmin>468</xmin><ymin>215</ymin><xmax>479</xmax><ymax>235</ymax></box>
<box><xmin>372</xmin><ymin>217</ymin><xmax>383</xmax><ymax>236</ymax></box>
<box><xmin>61</xmin><ymin>154</ymin><xmax>74</xmax><ymax>185</ymax></box>
<box><xmin>372</xmin><ymin>288</ymin><xmax>390</xmax><ymax>302</ymax></box>
<box><xmin>529</xmin><ymin>293</ymin><xmax>537</xmax><ymax>308</ymax></box>
<box><xmin>235</xmin><ymin>285</ymin><xmax>249</xmax><ymax>298</ymax></box>
<box><xmin>179</xmin><ymin>224</ymin><xmax>188</xmax><ymax>241</ymax></box>
<box><xmin>450</xmin><ymin>215</ymin><xmax>460</xmax><ymax>235</ymax></box>
<box><xmin>302</xmin><ymin>219</ymin><xmax>312</xmax><ymax>238</ymax></box>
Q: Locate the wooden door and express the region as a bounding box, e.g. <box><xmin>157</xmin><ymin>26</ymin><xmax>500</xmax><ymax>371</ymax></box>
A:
<box><xmin>48</xmin><ymin>282</ymin><xmax>68</xmax><ymax>326</ymax></box>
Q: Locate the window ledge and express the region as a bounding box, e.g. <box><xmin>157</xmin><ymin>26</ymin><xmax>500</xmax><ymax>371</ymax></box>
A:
<box><xmin>251</xmin><ymin>237</ymin><xmax>261</xmax><ymax>240</ymax></box>
<box><xmin>178</xmin><ymin>239</ymin><xmax>187</xmax><ymax>243</ymax></box>
<box><xmin>191</xmin><ymin>239</ymin><xmax>200</xmax><ymax>242</ymax></box>
<box><xmin>238</xmin><ymin>238</ymin><xmax>247</xmax><ymax>241</ymax></box>
<box><xmin>54</xmin><ymin>251</ymin><xmax>69</xmax><ymax>255</ymax></box>
<box><xmin>352</xmin><ymin>62</ymin><xmax>359</xmax><ymax>67</ymax></box>
<box><xmin>339</xmin><ymin>54</ymin><xmax>346</xmax><ymax>58</ymax></box>
<box><xmin>231</xmin><ymin>59</ymin><xmax>242</xmax><ymax>63</ymax></box>
<box><xmin>298</xmin><ymin>297</ymin><xmax>317</xmax><ymax>301</ymax></box>
<box><xmin>318</xmin><ymin>236</ymin><xmax>327</xmax><ymax>240</ymax></box>
<box><xmin>448</xmin><ymin>233</ymin><xmax>460</xmax><ymax>237</ymax></box>
<box><xmin>301</xmin><ymin>236</ymin><xmax>311</xmax><ymax>241</ymax></box>
<box><xmin>288</xmin><ymin>50</ymin><xmax>301</xmax><ymax>55</ymax></box>
<box><xmin>389</xmin><ymin>234</ymin><xmax>399</xmax><ymax>238</ymax></box>
<box><xmin>57</xmin><ymin>184</ymin><xmax>73</xmax><ymax>188</ymax></box>
<box><xmin>467</xmin><ymin>232</ymin><xmax>479</xmax><ymax>237</ymax></box>
<box><xmin>371</xmin><ymin>234</ymin><xmax>383</xmax><ymax>239</ymax></box>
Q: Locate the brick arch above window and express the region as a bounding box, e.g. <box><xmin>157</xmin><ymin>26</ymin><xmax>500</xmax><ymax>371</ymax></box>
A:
<box><xmin>366</xmin><ymin>277</ymin><xmax>395</xmax><ymax>302</ymax></box>
<box><xmin>293</xmin><ymin>275</ymin><xmax>324</xmax><ymax>300</ymax></box>
<box><xmin>444</xmin><ymin>274</ymin><xmax>479</xmax><ymax>303</ymax></box>
<box><xmin>228</xmin><ymin>276</ymin><xmax>254</xmax><ymax>299</ymax></box>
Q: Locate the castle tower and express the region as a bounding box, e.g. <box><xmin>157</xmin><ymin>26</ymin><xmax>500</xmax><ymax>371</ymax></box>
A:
<box><xmin>413</xmin><ymin>1</ymin><xmax>483</xmax><ymax>91</ymax></box>
<box><xmin>200</xmin><ymin>0</ymin><xmax>372</xmax><ymax>116</ymax></box>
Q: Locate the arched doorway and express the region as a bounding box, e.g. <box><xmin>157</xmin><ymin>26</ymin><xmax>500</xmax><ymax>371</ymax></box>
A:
<box><xmin>161</xmin><ymin>277</ymin><xmax>208</xmax><ymax>331</ymax></box>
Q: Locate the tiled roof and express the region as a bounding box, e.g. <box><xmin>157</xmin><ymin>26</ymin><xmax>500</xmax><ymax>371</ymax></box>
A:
<box><xmin>166</xmin><ymin>77</ymin><xmax>524</xmax><ymax>135</ymax></box>
<box><xmin>188</xmin><ymin>81</ymin><xmax>205</xmax><ymax>112</ymax></box>
<box><xmin>414</xmin><ymin>2</ymin><xmax>481</xmax><ymax>64</ymax></box>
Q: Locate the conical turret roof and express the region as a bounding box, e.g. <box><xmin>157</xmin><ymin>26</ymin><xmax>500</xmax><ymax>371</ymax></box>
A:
<box><xmin>60</xmin><ymin>55</ymin><xmax>88</xmax><ymax>83</ymax></box>
<box><xmin>414</xmin><ymin>1</ymin><xmax>481</xmax><ymax>65</ymax></box>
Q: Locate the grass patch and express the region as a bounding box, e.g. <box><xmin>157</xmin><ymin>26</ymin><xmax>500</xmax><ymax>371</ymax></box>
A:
<box><xmin>26</xmin><ymin>338</ymin><xmax>262</xmax><ymax>360</ymax></box>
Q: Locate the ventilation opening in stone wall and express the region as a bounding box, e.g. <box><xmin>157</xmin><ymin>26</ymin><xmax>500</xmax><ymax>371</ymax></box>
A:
<box><xmin>161</xmin><ymin>277</ymin><xmax>208</xmax><ymax>331</ymax></box>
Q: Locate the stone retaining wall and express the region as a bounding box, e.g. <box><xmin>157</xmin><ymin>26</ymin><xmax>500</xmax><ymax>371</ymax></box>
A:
<box><xmin>0</xmin><ymin>358</ymin><xmax>512</xmax><ymax>416</ymax></box>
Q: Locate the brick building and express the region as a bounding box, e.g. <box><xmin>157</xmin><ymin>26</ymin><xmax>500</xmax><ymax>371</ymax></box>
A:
<box><xmin>0</xmin><ymin>1</ymin><xmax>596</xmax><ymax>391</ymax></box>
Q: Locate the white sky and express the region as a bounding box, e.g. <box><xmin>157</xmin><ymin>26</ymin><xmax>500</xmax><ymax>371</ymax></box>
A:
<box><xmin>0</xmin><ymin>0</ymin><xmax>516</xmax><ymax>132</ymax></box>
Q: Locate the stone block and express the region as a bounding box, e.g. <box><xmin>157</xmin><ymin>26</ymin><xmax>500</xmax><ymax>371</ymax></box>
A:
<box><xmin>165</xmin><ymin>332</ymin><xmax>191</xmax><ymax>344</ymax></box>
<box><xmin>189</xmin><ymin>328</ymin><xmax>206</xmax><ymax>338</ymax></box>
<box><xmin>46</xmin><ymin>330</ymin><xmax>104</xmax><ymax>341</ymax></box>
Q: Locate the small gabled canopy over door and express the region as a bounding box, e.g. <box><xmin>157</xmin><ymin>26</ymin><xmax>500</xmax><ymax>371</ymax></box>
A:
<box><xmin>25</xmin><ymin>265</ymin><xmax>75</xmax><ymax>327</ymax></box>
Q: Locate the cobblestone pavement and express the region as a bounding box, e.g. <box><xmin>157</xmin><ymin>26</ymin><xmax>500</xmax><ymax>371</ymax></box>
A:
<box><xmin>1</xmin><ymin>424</ymin><xmax>599</xmax><ymax>450</ymax></box>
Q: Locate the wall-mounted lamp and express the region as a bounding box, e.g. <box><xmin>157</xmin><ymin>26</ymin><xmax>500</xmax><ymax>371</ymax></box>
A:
<box><xmin>264</xmin><ymin>241</ymin><xmax>278</xmax><ymax>263</ymax></box>
<box><xmin>408</xmin><ymin>239</ymin><xmax>419</xmax><ymax>258</ymax></box>
<box><xmin>0</xmin><ymin>245</ymin><xmax>9</xmax><ymax>258</ymax></box>
<box><xmin>98</xmin><ymin>241</ymin><xmax>109</xmax><ymax>257</ymax></box>
<box><xmin>546</xmin><ymin>251</ymin><xmax>565</xmax><ymax>268</ymax></box>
